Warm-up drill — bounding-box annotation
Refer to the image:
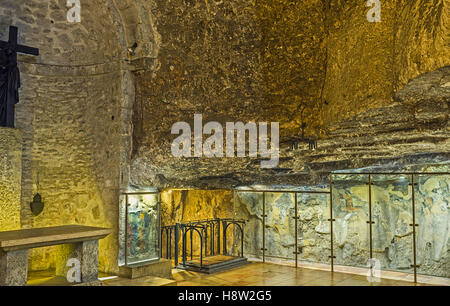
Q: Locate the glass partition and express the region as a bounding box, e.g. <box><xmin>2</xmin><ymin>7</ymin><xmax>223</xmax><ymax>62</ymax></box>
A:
<box><xmin>297</xmin><ymin>192</ymin><xmax>330</xmax><ymax>264</ymax></box>
<box><xmin>415</xmin><ymin>174</ymin><xmax>450</xmax><ymax>278</ymax></box>
<box><xmin>265</xmin><ymin>192</ymin><xmax>295</xmax><ymax>262</ymax></box>
<box><xmin>332</xmin><ymin>174</ymin><xmax>370</xmax><ymax>268</ymax></box>
<box><xmin>371</xmin><ymin>175</ymin><xmax>414</xmax><ymax>274</ymax></box>
<box><xmin>235</xmin><ymin>191</ymin><xmax>263</xmax><ymax>260</ymax></box>
<box><xmin>228</xmin><ymin>171</ymin><xmax>449</xmax><ymax>283</ymax></box>
<box><xmin>125</xmin><ymin>192</ymin><xmax>160</xmax><ymax>265</ymax></box>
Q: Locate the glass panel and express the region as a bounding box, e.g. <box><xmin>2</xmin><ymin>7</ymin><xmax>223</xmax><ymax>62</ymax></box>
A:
<box><xmin>332</xmin><ymin>174</ymin><xmax>370</xmax><ymax>268</ymax></box>
<box><xmin>371</xmin><ymin>175</ymin><xmax>414</xmax><ymax>274</ymax></box>
<box><xmin>118</xmin><ymin>194</ymin><xmax>126</xmax><ymax>266</ymax></box>
<box><xmin>415</xmin><ymin>174</ymin><xmax>450</xmax><ymax>278</ymax></box>
<box><xmin>265</xmin><ymin>192</ymin><xmax>295</xmax><ymax>262</ymax></box>
<box><xmin>126</xmin><ymin>193</ymin><xmax>160</xmax><ymax>265</ymax></box>
<box><xmin>297</xmin><ymin>192</ymin><xmax>330</xmax><ymax>264</ymax></box>
<box><xmin>234</xmin><ymin>192</ymin><xmax>263</xmax><ymax>260</ymax></box>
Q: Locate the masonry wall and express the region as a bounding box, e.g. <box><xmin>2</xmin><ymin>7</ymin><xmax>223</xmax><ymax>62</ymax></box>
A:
<box><xmin>0</xmin><ymin>0</ymin><xmax>128</xmax><ymax>273</ymax></box>
<box><xmin>0</xmin><ymin>128</ymin><xmax>22</xmax><ymax>231</ymax></box>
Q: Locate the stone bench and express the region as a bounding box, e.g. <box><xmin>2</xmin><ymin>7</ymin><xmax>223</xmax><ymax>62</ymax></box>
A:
<box><xmin>0</xmin><ymin>225</ymin><xmax>111</xmax><ymax>286</ymax></box>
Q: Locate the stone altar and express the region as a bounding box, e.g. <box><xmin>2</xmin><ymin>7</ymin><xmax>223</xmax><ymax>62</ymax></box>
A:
<box><xmin>0</xmin><ymin>225</ymin><xmax>111</xmax><ymax>286</ymax></box>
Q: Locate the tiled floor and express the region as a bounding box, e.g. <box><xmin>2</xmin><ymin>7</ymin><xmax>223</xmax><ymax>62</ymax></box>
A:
<box><xmin>168</xmin><ymin>262</ymin><xmax>431</xmax><ymax>286</ymax></box>
<box><xmin>253</xmin><ymin>258</ymin><xmax>450</xmax><ymax>286</ymax></box>
<box><xmin>28</xmin><ymin>262</ymin><xmax>447</xmax><ymax>286</ymax></box>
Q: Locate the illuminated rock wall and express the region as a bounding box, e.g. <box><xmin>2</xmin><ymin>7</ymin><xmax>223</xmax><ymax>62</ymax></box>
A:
<box><xmin>235</xmin><ymin>162</ymin><xmax>449</xmax><ymax>278</ymax></box>
<box><xmin>160</xmin><ymin>189</ymin><xmax>236</xmax><ymax>257</ymax></box>
<box><xmin>0</xmin><ymin>128</ymin><xmax>22</xmax><ymax>231</ymax></box>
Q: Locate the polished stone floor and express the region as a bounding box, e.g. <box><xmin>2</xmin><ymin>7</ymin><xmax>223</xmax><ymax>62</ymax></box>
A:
<box><xmin>28</xmin><ymin>262</ymin><xmax>444</xmax><ymax>286</ymax></box>
<box><xmin>102</xmin><ymin>262</ymin><xmax>434</xmax><ymax>286</ymax></box>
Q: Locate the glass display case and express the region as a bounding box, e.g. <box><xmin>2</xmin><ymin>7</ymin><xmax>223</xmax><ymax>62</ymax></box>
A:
<box><xmin>120</xmin><ymin>191</ymin><xmax>161</xmax><ymax>266</ymax></box>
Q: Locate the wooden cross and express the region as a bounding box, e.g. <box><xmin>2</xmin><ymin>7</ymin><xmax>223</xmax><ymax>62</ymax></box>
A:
<box><xmin>0</xmin><ymin>26</ymin><xmax>39</xmax><ymax>58</ymax></box>
<box><xmin>0</xmin><ymin>26</ymin><xmax>39</xmax><ymax>128</ymax></box>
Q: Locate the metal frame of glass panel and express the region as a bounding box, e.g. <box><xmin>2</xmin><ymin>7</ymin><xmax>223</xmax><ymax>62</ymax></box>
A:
<box><xmin>156</xmin><ymin>174</ymin><xmax>448</xmax><ymax>283</ymax></box>
<box><xmin>234</xmin><ymin>189</ymin><xmax>331</xmax><ymax>268</ymax></box>
<box><xmin>330</xmin><ymin>172</ymin><xmax>450</xmax><ymax>283</ymax></box>
<box><xmin>122</xmin><ymin>191</ymin><xmax>161</xmax><ymax>266</ymax></box>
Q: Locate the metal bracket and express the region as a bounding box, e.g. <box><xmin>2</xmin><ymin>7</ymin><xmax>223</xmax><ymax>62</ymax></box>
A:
<box><xmin>293</xmin><ymin>251</ymin><xmax>300</xmax><ymax>255</ymax></box>
<box><xmin>409</xmin><ymin>183</ymin><xmax>418</xmax><ymax>186</ymax></box>
<box><xmin>292</xmin><ymin>216</ymin><xmax>299</xmax><ymax>220</ymax></box>
<box><xmin>410</xmin><ymin>264</ymin><xmax>421</xmax><ymax>268</ymax></box>
<box><xmin>260</xmin><ymin>248</ymin><xmax>268</xmax><ymax>251</ymax></box>
<box><xmin>328</xmin><ymin>218</ymin><xmax>336</xmax><ymax>222</ymax></box>
<box><xmin>328</xmin><ymin>256</ymin><xmax>336</xmax><ymax>259</ymax></box>
<box><xmin>366</xmin><ymin>221</ymin><xmax>375</xmax><ymax>224</ymax></box>
<box><xmin>409</xmin><ymin>224</ymin><xmax>419</xmax><ymax>227</ymax></box>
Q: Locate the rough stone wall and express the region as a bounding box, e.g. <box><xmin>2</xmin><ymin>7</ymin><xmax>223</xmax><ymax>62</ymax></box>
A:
<box><xmin>331</xmin><ymin>163</ymin><xmax>450</xmax><ymax>278</ymax></box>
<box><xmin>130</xmin><ymin>0</ymin><xmax>449</xmax><ymax>190</ymax></box>
<box><xmin>161</xmin><ymin>189</ymin><xmax>234</xmax><ymax>226</ymax></box>
<box><xmin>0</xmin><ymin>128</ymin><xmax>22</xmax><ymax>231</ymax></box>
<box><xmin>257</xmin><ymin>0</ymin><xmax>327</xmax><ymax>137</ymax></box>
<box><xmin>16</xmin><ymin>64</ymin><xmax>122</xmax><ymax>272</ymax></box>
<box><xmin>160</xmin><ymin>189</ymin><xmax>235</xmax><ymax>257</ymax></box>
<box><xmin>131</xmin><ymin>0</ymin><xmax>264</xmax><ymax>189</ymax></box>
<box><xmin>235</xmin><ymin>162</ymin><xmax>449</xmax><ymax>278</ymax></box>
<box><xmin>322</xmin><ymin>0</ymin><xmax>450</xmax><ymax>124</ymax></box>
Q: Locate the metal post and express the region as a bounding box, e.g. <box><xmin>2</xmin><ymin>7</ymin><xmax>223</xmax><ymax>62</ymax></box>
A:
<box><xmin>125</xmin><ymin>194</ymin><xmax>128</xmax><ymax>266</ymax></box>
<box><xmin>166</xmin><ymin>228</ymin><xmax>169</xmax><ymax>259</ymax></box>
<box><xmin>329</xmin><ymin>175</ymin><xmax>335</xmax><ymax>272</ymax></box>
<box><xmin>294</xmin><ymin>192</ymin><xmax>298</xmax><ymax>268</ymax></box>
<box><xmin>210</xmin><ymin>221</ymin><xmax>214</xmax><ymax>256</ymax></box>
<box><xmin>217</xmin><ymin>219</ymin><xmax>221</xmax><ymax>255</ymax></box>
<box><xmin>204</xmin><ymin>227</ymin><xmax>208</xmax><ymax>257</ymax></box>
<box><xmin>190</xmin><ymin>228</ymin><xmax>193</xmax><ymax>260</ymax></box>
<box><xmin>182</xmin><ymin>226</ymin><xmax>186</xmax><ymax>266</ymax></box>
<box><xmin>169</xmin><ymin>227</ymin><xmax>172</xmax><ymax>259</ymax></box>
<box><xmin>262</xmin><ymin>192</ymin><xmax>266</xmax><ymax>263</ymax></box>
<box><xmin>241</xmin><ymin>223</ymin><xmax>244</xmax><ymax>257</ymax></box>
<box><xmin>174</xmin><ymin>223</ymin><xmax>179</xmax><ymax>267</ymax></box>
<box><xmin>200</xmin><ymin>233</ymin><xmax>203</xmax><ymax>267</ymax></box>
<box><xmin>223</xmin><ymin>220</ymin><xmax>227</xmax><ymax>255</ymax></box>
<box><xmin>368</xmin><ymin>174</ymin><xmax>374</xmax><ymax>259</ymax></box>
<box><xmin>411</xmin><ymin>174</ymin><xmax>418</xmax><ymax>283</ymax></box>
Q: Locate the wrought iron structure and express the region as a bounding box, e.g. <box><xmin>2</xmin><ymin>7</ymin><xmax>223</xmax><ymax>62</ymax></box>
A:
<box><xmin>161</xmin><ymin>218</ymin><xmax>246</xmax><ymax>269</ymax></box>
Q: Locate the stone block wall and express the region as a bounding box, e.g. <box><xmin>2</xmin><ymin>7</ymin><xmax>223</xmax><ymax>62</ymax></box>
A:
<box><xmin>0</xmin><ymin>0</ymin><xmax>132</xmax><ymax>274</ymax></box>
<box><xmin>0</xmin><ymin>128</ymin><xmax>22</xmax><ymax>231</ymax></box>
<box><xmin>15</xmin><ymin>63</ymin><xmax>123</xmax><ymax>273</ymax></box>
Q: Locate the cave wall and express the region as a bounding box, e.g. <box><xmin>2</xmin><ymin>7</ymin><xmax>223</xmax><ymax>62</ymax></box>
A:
<box><xmin>235</xmin><ymin>162</ymin><xmax>450</xmax><ymax>278</ymax></box>
<box><xmin>160</xmin><ymin>189</ymin><xmax>235</xmax><ymax>257</ymax></box>
<box><xmin>130</xmin><ymin>0</ymin><xmax>449</xmax><ymax>190</ymax></box>
<box><xmin>323</xmin><ymin>0</ymin><xmax>449</xmax><ymax>124</ymax></box>
<box><xmin>161</xmin><ymin>189</ymin><xmax>234</xmax><ymax>225</ymax></box>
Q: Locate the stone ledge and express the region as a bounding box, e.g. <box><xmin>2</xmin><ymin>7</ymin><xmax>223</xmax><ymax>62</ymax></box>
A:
<box><xmin>119</xmin><ymin>258</ymin><xmax>172</xmax><ymax>279</ymax></box>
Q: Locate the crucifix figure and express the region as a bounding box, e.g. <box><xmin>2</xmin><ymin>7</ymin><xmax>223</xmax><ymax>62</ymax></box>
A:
<box><xmin>0</xmin><ymin>26</ymin><xmax>39</xmax><ymax>128</ymax></box>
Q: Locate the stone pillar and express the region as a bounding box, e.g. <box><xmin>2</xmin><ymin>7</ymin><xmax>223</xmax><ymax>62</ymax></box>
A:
<box><xmin>0</xmin><ymin>249</ymin><xmax>29</xmax><ymax>286</ymax></box>
<box><xmin>0</xmin><ymin>128</ymin><xmax>22</xmax><ymax>231</ymax></box>
<box><xmin>55</xmin><ymin>240</ymin><xmax>99</xmax><ymax>284</ymax></box>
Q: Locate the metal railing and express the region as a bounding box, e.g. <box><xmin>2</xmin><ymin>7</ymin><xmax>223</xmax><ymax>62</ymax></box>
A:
<box><xmin>161</xmin><ymin>218</ymin><xmax>246</xmax><ymax>269</ymax></box>
<box><xmin>233</xmin><ymin>171</ymin><xmax>449</xmax><ymax>283</ymax></box>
